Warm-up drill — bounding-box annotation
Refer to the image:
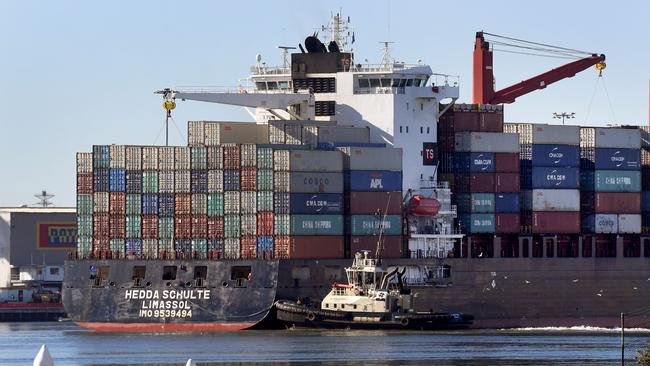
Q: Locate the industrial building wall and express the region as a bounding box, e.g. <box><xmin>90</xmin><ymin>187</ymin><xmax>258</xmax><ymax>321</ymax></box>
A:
<box><xmin>0</xmin><ymin>212</ymin><xmax>11</xmax><ymax>287</ymax></box>
<box><xmin>8</xmin><ymin>212</ymin><xmax>76</xmax><ymax>267</ymax></box>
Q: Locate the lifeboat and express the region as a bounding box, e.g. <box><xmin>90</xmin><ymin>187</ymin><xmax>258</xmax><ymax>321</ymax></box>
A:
<box><xmin>407</xmin><ymin>195</ymin><xmax>441</xmax><ymax>216</ymax></box>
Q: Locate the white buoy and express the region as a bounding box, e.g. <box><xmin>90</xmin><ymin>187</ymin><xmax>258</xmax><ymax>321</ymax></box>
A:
<box><xmin>33</xmin><ymin>344</ymin><xmax>54</xmax><ymax>366</ymax></box>
<box><xmin>185</xmin><ymin>359</ymin><xmax>196</xmax><ymax>366</ymax></box>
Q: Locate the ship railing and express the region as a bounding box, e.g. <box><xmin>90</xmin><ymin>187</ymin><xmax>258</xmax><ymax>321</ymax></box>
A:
<box><xmin>174</xmin><ymin>85</ymin><xmax>302</xmax><ymax>95</ymax></box>
<box><xmin>249</xmin><ymin>66</ymin><xmax>291</xmax><ymax>75</ymax></box>
<box><xmin>429</xmin><ymin>73</ymin><xmax>460</xmax><ymax>88</ymax></box>
<box><xmin>354</xmin><ymin>86</ymin><xmax>405</xmax><ymax>95</ymax></box>
<box><xmin>419</xmin><ymin>180</ymin><xmax>450</xmax><ymax>189</ymax></box>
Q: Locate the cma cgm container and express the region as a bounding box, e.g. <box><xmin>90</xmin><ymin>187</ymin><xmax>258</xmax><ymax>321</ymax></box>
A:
<box><xmin>454</xmin><ymin>152</ymin><xmax>495</xmax><ymax>172</ymax></box>
<box><xmin>288</xmin><ymin>193</ymin><xmax>344</xmax><ymax>214</ymax></box>
<box><xmin>531</xmin><ymin>145</ymin><xmax>580</xmax><ymax>167</ymax></box>
<box><xmin>531</xmin><ymin>167</ymin><xmax>580</xmax><ymax>189</ymax></box>
<box><xmin>594</xmin><ymin>148</ymin><xmax>641</xmax><ymax>170</ymax></box>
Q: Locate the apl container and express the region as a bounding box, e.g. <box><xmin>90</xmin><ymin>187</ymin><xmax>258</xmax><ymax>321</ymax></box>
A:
<box><xmin>531</xmin><ymin>189</ymin><xmax>580</xmax><ymax>211</ymax></box>
<box><xmin>531</xmin><ymin>167</ymin><xmax>580</xmax><ymax>189</ymax></box>
<box><xmin>290</xmin><ymin>215</ymin><xmax>344</xmax><ymax>236</ymax></box>
<box><xmin>289</xmin><ymin>193</ymin><xmax>344</xmax><ymax>214</ymax></box>
<box><xmin>348</xmin><ymin>215</ymin><xmax>402</xmax><ymax>236</ymax></box>
<box><xmin>531</xmin><ymin>145</ymin><xmax>580</xmax><ymax>167</ymax></box>
<box><xmin>345</xmin><ymin>171</ymin><xmax>402</xmax><ymax>192</ymax></box>
<box><xmin>594</xmin><ymin>148</ymin><xmax>641</xmax><ymax>170</ymax></box>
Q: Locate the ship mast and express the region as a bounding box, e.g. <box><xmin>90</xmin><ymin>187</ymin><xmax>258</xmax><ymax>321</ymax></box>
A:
<box><xmin>320</xmin><ymin>10</ymin><xmax>354</xmax><ymax>52</ymax></box>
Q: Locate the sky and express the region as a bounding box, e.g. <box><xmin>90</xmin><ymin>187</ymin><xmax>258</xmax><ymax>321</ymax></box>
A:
<box><xmin>1</xmin><ymin>0</ymin><xmax>649</xmax><ymax>207</ymax></box>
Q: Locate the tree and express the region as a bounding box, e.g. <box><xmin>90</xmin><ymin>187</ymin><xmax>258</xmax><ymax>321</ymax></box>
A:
<box><xmin>637</xmin><ymin>344</ymin><xmax>650</xmax><ymax>366</ymax></box>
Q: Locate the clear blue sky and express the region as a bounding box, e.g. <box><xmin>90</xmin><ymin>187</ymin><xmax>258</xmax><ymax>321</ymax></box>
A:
<box><xmin>1</xmin><ymin>1</ymin><xmax>649</xmax><ymax>207</ymax></box>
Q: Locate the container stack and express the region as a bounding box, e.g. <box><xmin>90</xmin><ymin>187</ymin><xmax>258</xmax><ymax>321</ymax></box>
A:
<box><xmin>453</xmin><ymin>132</ymin><xmax>520</xmax><ymax>234</ymax></box>
<box><xmin>580</xmin><ymin>127</ymin><xmax>642</xmax><ymax>235</ymax></box>
<box><xmin>339</xmin><ymin>147</ymin><xmax>404</xmax><ymax>258</ymax></box>
<box><xmin>641</xmin><ymin>126</ymin><xmax>650</xmax><ymax>233</ymax></box>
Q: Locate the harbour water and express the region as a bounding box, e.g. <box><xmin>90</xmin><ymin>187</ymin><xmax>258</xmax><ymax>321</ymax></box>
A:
<box><xmin>1</xmin><ymin>323</ymin><xmax>649</xmax><ymax>365</ymax></box>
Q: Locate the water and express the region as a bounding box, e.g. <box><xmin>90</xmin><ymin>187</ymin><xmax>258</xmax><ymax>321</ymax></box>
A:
<box><xmin>1</xmin><ymin>323</ymin><xmax>649</xmax><ymax>365</ymax></box>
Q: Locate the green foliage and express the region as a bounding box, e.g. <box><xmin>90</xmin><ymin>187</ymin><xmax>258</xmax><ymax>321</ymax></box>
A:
<box><xmin>636</xmin><ymin>344</ymin><xmax>650</xmax><ymax>366</ymax></box>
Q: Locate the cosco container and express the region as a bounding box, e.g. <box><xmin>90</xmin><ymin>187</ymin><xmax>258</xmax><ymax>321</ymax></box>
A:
<box><xmin>594</xmin><ymin>148</ymin><xmax>641</xmax><ymax>170</ymax></box>
<box><xmin>496</xmin><ymin>213</ymin><xmax>520</xmax><ymax>233</ymax></box>
<box><xmin>287</xmin><ymin>236</ymin><xmax>345</xmax><ymax>259</ymax></box>
<box><xmin>531</xmin><ymin>189</ymin><xmax>580</xmax><ymax>211</ymax></box>
<box><xmin>348</xmin><ymin>215</ymin><xmax>402</xmax><ymax>236</ymax></box>
<box><xmin>345</xmin><ymin>171</ymin><xmax>402</xmax><ymax>192</ymax></box>
<box><xmin>531</xmin><ymin>167</ymin><xmax>580</xmax><ymax>189</ymax></box>
<box><xmin>338</xmin><ymin>147</ymin><xmax>402</xmax><ymax>171</ymax></box>
<box><xmin>531</xmin><ymin>145</ymin><xmax>580</xmax><ymax>167</ymax></box>
<box><xmin>289</xmin><ymin>193</ymin><xmax>344</xmax><ymax>214</ymax></box>
<box><xmin>531</xmin><ymin>125</ymin><xmax>579</xmax><ymax>145</ymax></box>
<box><xmin>454</xmin><ymin>132</ymin><xmax>519</xmax><ymax>153</ymax></box>
<box><xmin>290</xmin><ymin>215</ymin><xmax>344</xmax><ymax>235</ymax></box>
<box><xmin>458</xmin><ymin>213</ymin><xmax>495</xmax><ymax>233</ymax></box>
<box><xmin>290</xmin><ymin>172</ymin><xmax>344</xmax><ymax>193</ymax></box>
<box><xmin>349</xmin><ymin>236</ymin><xmax>403</xmax><ymax>259</ymax></box>
<box><xmin>582</xmin><ymin>214</ymin><xmax>618</xmax><ymax>233</ymax></box>
<box><xmin>594</xmin><ymin>192</ymin><xmax>641</xmax><ymax>213</ymax></box>
<box><xmin>347</xmin><ymin>192</ymin><xmax>403</xmax><ymax>215</ymax></box>
<box><xmin>618</xmin><ymin>214</ymin><xmax>641</xmax><ymax>233</ymax></box>
<box><xmin>495</xmin><ymin>193</ymin><xmax>520</xmax><ymax>213</ymax></box>
<box><xmin>456</xmin><ymin>193</ymin><xmax>495</xmax><ymax>213</ymax></box>
<box><xmin>532</xmin><ymin>211</ymin><xmax>580</xmax><ymax>234</ymax></box>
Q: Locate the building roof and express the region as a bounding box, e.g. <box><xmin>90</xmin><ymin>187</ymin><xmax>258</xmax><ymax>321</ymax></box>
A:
<box><xmin>0</xmin><ymin>207</ymin><xmax>75</xmax><ymax>214</ymax></box>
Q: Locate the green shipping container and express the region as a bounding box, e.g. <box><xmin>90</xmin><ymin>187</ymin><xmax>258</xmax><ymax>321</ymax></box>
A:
<box><xmin>257</xmin><ymin>147</ymin><xmax>274</xmax><ymax>169</ymax></box>
<box><xmin>126</xmin><ymin>215</ymin><xmax>142</xmax><ymax>238</ymax></box>
<box><xmin>110</xmin><ymin>239</ymin><xmax>125</xmax><ymax>257</ymax></box>
<box><xmin>348</xmin><ymin>215</ymin><xmax>402</xmax><ymax>236</ymax></box>
<box><xmin>158</xmin><ymin>217</ymin><xmax>174</xmax><ymax>238</ymax></box>
<box><xmin>191</xmin><ymin>146</ymin><xmax>208</xmax><ymax>170</ymax></box>
<box><xmin>126</xmin><ymin>194</ymin><xmax>141</xmax><ymax>215</ymax></box>
<box><xmin>257</xmin><ymin>169</ymin><xmax>274</xmax><ymax>191</ymax></box>
<box><xmin>192</xmin><ymin>239</ymin><xmax>208</xmax><ymax>259</ymax></box>
<box><xmin>257</xmin><ymin>191</ymin><xmax>274</xmax><ymax>211</ymax></box>
<box><xmin>142</xmin><ymin>171</ymin><xmax>159</xmax><ymax>193</ymax></box>
<box><xmin>274</xmin><ymin>214</ymin><xmax>291</xmax><ymax>235</ymax></box>
<box><xmin>207</xmin><ymin>193</ymin><xmax>224</xmax><ymax>217</ymax></box>
<box><xmin>594</xmin><ymin>170</ymin><xmax>641</xmax><ymax>192</ymax></box>
<box><xmin>457</xmin><ymin>193</ymin><xmax>495</xmax><ymax>213</ymax></box>
<box><xmin>77</xmin><ymin>216</ymin><xmax>93</xmax><ymax>236</ymax></box>
<box><xmin>459</xmin><ymin>213</ymin><xmax>495</xmax><ymax>233</ymax></box>
<box><xmin>77</xmin><ymin>236</ymin><xmax>92</xmax><ymax>257</ymax></box>
<box><xmin>77</xmin><ymin>194</ymin><xmax>93</xmax><ymax>215</ymax></box>
<box><xmin>291</xmin><ymin>215</ymin><xmax>344</xmax><ymax>236</ymax></box>
<box><xmin>224</xmin><ymin>215</ymin><xmax>240</xmax><ymax>238</ymax></box>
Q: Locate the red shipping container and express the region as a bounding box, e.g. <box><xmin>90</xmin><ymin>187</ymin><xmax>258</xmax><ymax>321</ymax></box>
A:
<box><xmin>478</xmin><ymin>112</ymin><xmax>504</xmax><ymax>132</ymax></box>
<box><xmin>240</xmin><ymin>167</ymin><xmax>257</xmax><ymax>191</ymax></box>
<box><xmin>77</xmin><ymin>173</ymin><xmax>93</xmax><ymax>194</ymax></box>
<box><xmin>93</xmin><ymin>213</ymin><xmax>110</xmax><ymax>238</ymax></box>
<box><xmin>289</xmin><ymin>236</ymin><xmax>344</xmax><ymax>259</ymax></box>
<box><xmin>495</xmin><ymin>173</ymin><xmax>520</xmax><ymax>192</ymax></box>
<box><xmin>257</xmin><ymin>212</ymin><xmax>274</xmax><ymax>236</ymax></box>
<box><xmin>109</xmin><ymin>192</ymin><xmax>126</xmax><ymax>215</ymax></box>
<box><xmin>454</xmin><ymin>173</ymin><xmax>495</xmax><ymax>192</ymax></box>
<box><xmin>207</xmin><ymin>217</ymin><xmax>224</xmax><ymax>239</ymax></box>
<box><xmin>240</xmin><ymin>236</ymin><xmax>257</xmax><ymax>259</ymax></box>
<box><xmin>450</xmin><ymin>112</ymin><xmax>480</xmax><ymax>132</ymax></box>
<box><xmin>191</xmin><ymin>215</ymin><xmax>208</xmax><ymax>238</ymax></box>
<box><xmin>174</xmin><ymin>215</ymin><xmax>192</xmax><ymax>239</ymax></box>
<box><xmin>347</xmin><ymin>192</ymin><xmax>403</xmax><ymax>215</ymax></box>
<box><xmin>175</xmin><ymin>194</ymin><xmax>191</xmax><ymax>215</ymax></box>
<box><xmin>142</xmin><ymin>215</ymin><xmax>159</xmax><ymax>239</ymax></box>
<box><xmin>223</xmin><ymin>144</ymin><xmax>240</xmax><ymax>169</ymax></box>
<box><xmin>532</xmin><ymin>211</ymin><xmax>580</xmax><ymax>234</ymax></box>
<box><xmin>93</xmin><ymin>238</ymin><xmax>110</xmax><ymax>254</ymax></box>
<box><xmin>349</xmin><ymin>235</ymin><xmax>403</xmax><ymax>258</ymax></box>
<box><xmin>274</xmin><ymin>236</ymin><xmax>290</xmax><ymax>259</ymax></box>
<box><xmin>109</xmin><ymin>215</ymin><xmax>125</xmax><ymax>238</ymax></box>
<box><xmin>595</xmin><ymin>192</ymin><xmax>641</xmax><ymax>214</ymax></box>
<box><xmin>496</xmin><ymin>213</ymin><xmax>520</xmax><ymax>233</ymax></box>
<box><xmin>495</xmin><ymin>153</ymin><xmax>520</xmax><ymax>173</ymax></box>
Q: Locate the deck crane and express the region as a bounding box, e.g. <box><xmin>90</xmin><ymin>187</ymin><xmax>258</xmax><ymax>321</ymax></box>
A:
<box><xmin>473</xmin><ymin>32</ymin><xmax>606</xmax><ymax>104</ymax></box>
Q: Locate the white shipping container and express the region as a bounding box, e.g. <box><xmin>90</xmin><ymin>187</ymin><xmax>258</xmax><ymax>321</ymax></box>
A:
<box><xmin>142</xmin><ymin>239</ymin><xmax>158</xmax><ymax>259</ymax></box>
<box><xmin>158</xmin><ymin>171</ymin><xmax>175</xmax><ymax>193</ymax></box>
<box><xmin>175</xmin><ymin>171</ymin><xmax>190</xmax><ymax>193</ymax></box>
<box><xmin>318</xmin><ymin>126</ymin><xmax>370</xmax><ymax>144</ymax></box>
<box><xmin>191</xmin><ymin>194</ymin><xmax>207</xmax><ymax>215</ymax></box>
<box><xmin>191</xmin><ymin>146</ymin><xmax>208</xmax><ymax>170</ymax></box>
<box><xmin>207</xmin><ymin>146</ymin><xmax>223</xmax><ymax>170</ymax></box>
<box><xmin>93</xmin><ymin>192</ymin><xmax>109</xmax><ymax>213</ymax></box>
<box><xmin>338</xmin><ymin>147</ymin><xmax>402</xmax><ymax>171</ymax></box>
<box><xmin>76</xmin><ymin>152</ymin><xmax>93</xmax><ymax>173</ymax></box>
<box><xmin>188</xmin><ymin>121</ymin><xmax>205</xmax><ymax>146</ymax></box>
<box><xmin>240</xmin><ymin>144</ymin><xmax>257</xmax><ymax>167</ymax></box>
<box><xmin>224</xmin><ymin>191</ymin><xmax>240</xmax><ymax>215</ymax></box>
<box><xmin>240</xmin><ymin>214</ymin><xmax>257</xmax><ymax>236</ymax></box>
<box><xmin>142</xmin><ymin>147</ymin><xmax>159</xmax><ymax>170</ymax></box>
<box><xmin>590</xmin><ymin>214</ymin><xmax>618</xmax><ymax>233</ymax></box>
<box><xmin>285</xmin><ymin>124</ymin><xmax>302</xmax><ymax>145</ymax></box>
<box><xmin>274</xmin><ymin>172</ymin><xmax>290</xmax><ymax>192</ymax></box>
<box><xmin>302</xmin><ymin>125</ymin><xmax>319</xmax><ymax>147</ymax></box>
<box><xmin>174</xmin><ymin>147</ymin><xmax>190</xmax><ymax>170</ymax></box>
<box><xmin>241</xmin><ymin>191</ymin><xmax>257</xmax><ymax>214</ymax></box>
<box><xmin>618</xmin><ymin>214</ymin><xmax>642</xmax><ymax>233</ymax></box>
<box><xmin>532</xmin><ymin>124</ymin><xmax>580</xmax><ymax>145</ymax></box>
<box><xmin>158</xmin><ymin>147</ymin><xmax>175</xmax><ymax>170</ymax></box>
<box><xmin>208</xmin><ymin>170</ymin><xmax>224</xmax><ymax>193</ymax></box>
<box><xmin>596</xmin><ymin>128</ymin><xmax>641</xmax><ymax>149</ymax></box>
<box><xmin>455</xmin><ymin>132</ymin><xmax>520</xmax><ymax>153</ymax></box>
<box><xmin>531</xmin><ymin>189</ymin><xmax>580</xmax><ymax>211</ymax></box>
<box><xmin>290</xmin><ymin>150</ymin><xmax>343</xmax><ymax>172</ymax></box>
<box><xmin>126</xmin><ymin>146</ymin><xmax>142</xmax><ymax>170</ymax></box>
<box><xmin>109</xmin><ymin>145</ymin><xmax>126</xmax><ymax>169</ymax></box>
<box><xmin>274</xmin><ymin>150</ymin><xmax>290</xmax><ymax>171</ymax></box>
<box><xmin>268</xmin><ymin>121</ymin><xmax>285</xmax><ymax>144</ymax></box>
<box><xmin>224</xmin><ymin>238</ymin><xmax>240</xmax><ymax>259</ymax></box>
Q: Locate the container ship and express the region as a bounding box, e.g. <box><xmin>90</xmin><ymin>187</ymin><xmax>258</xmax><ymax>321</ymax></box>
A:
<box><xmin>63</xmin><ymin>13</ymin><xmax>650</xmax><ymax>330</ymax></box>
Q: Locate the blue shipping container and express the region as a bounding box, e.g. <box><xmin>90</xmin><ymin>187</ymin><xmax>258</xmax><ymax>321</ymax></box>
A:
<box><xmin>142</xmin><ymin>194</ymin><xmax>158</xmax><ymax>215</ymax></box>
<box><xmin>531</xmin><ymin>167</ymin><xmax>580</xmax><ymax>189</ymax></box>
<box><xmin>345</xmin><ymin>171</ymin><xmax>402</xmax><ymax>192</ymax></box>
<box><xmin>191</xmin><ymin>170</ymin><xmax>208</xmax><ymax>193</ymax></box>
<box><xmin>454</xmin><ymin>152</ymin><xmax>495</xmax><ymax>172</ymax></box>
<box><xmin>643</xmin><ymin>191</ymin><xmax>650</xmax><ymax>212</ymax></box>
<box><xmin>93</xmin><ymin>169</ymin><xmax>109</xmax><ymax>192</ymax></box>
<box><xmin>125</xmin><ymin>239</ymin><xmax>142</xmax><ymax>256</ymax></box>
<box><xmin>158</xmin><ymin>193</ymin><xmax>175</xmax><ymax>217</ymax></box>
<box><xmin>531</xmin><ymin>144</ymin><xmax>579</xmax><ymax>167</ymax></box>
<box><xmin>594</xmin><ymin>148</ymin><xmax>641</xmax><ymax>171</ymax></box>
<box><xmin>289</xmin><ymin>193</ymin><xmax>344</xmax><ymax>214</ymax></box>
<box><xmin>109</xmin><ymin>169</ymin><xmax>126</xmax><ymax>192</ymax></box>
<box><xmin>93</xmin><ymin>145</ymin><xmax>110</xmax><ymax>169</ymax></box>
<box><xmin>495</xmin><ymin>193</ymin><xmax>520</xmax><ymax>213</ymax></box>
<box><xmin>256</xmin><ymin>236</ymin><xmax>273</xmax><ymax>258</ymax></box>
<box><xmin>224</xmin><ymin>170</ymin><xmax>240</xmax><ymax>191</ymax></box>
<box><xmin>274</xmin><ymin>193</ymin><xmax>290</xmax><ymax>214</ymax></box>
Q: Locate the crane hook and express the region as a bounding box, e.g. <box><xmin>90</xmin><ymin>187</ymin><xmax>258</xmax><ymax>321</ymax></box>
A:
<box><xmin>594</xmin><ymin>62</ymin><xmax>606</xmax><ymax>77</ymax></box>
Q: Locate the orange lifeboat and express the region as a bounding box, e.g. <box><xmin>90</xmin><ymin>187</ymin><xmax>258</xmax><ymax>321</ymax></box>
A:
<box><xmin>407</xmin><ymin>195</ymin><xmax>441</xmax><ymax>216</ymax></box>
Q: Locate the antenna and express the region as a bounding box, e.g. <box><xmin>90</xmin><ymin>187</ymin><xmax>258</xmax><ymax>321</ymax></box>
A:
<box><xmin>34</xmin><ymin>190</ymin><xmax>55</xmax><ymax>207</ymax></box>
<box><xmin>278</xmin><ymin>46</ymin><xmax>296</xmax><ymax>69</ymax></box>
<box><xmin>320</xmin><ymin>9</ymin><xmax>354</xmax><ymax>52</ymax></box>
<box><xmin>379</xmin><ymin>41</ymin><xmax>395</xmax><ymax>66</ymax></box>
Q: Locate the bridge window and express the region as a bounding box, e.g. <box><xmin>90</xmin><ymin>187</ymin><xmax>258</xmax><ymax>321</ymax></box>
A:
<box><xmin>380</xmin><ymin>78</ymin><xmax>391</xmax><ymax>87</ymax></box>
<box><xmin>406</xmin><ymin>126</ymin><xmax>409</xmax><ymax>133</ymax></box>
<box><xmin>398</xmin><ymin>79</ymin><xmax>406</xmax><ymax>87</ymax></box>
<box><xmin>405</xmin><ymin>79</ymin><xmax>413</xmax><ymax>87</ymax></box>
<box><xmin>369</xmin><ymin>79</ymin><xmax>380</xmax><ymax>88</ymax></box>
<box><xmin>420</xmin><ymin>127</ymin><xmax>423</xmax><ymax>134</ymax></box>
<box><xmin>399</xmin><ymin>126</ymin><xmax>402</xmax><ymax>133</ymax></box>
<box><xmin>427</xmin><ymin>127</ymin><xmax>430</xmax><ymax>134</ymax></box>
<box><xmin>358</xmin><ymin>78</ymin><xmax>369</xmax><ymax>88</ymax></box>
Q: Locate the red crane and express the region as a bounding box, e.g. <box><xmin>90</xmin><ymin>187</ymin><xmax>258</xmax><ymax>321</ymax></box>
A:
<box><xmin>473</xmin><ymin>32</ymin><xmax>606</xmax><ymax>105</ymax></box>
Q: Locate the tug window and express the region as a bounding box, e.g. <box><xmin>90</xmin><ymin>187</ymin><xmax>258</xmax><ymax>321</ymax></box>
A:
<box><xmin>162</xmin><ymin>266</ymin><xmax>177</xmax><ymax>280</ymax></box>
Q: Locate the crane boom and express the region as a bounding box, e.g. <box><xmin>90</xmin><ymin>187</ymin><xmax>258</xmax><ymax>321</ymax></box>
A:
<box><xmin>472</xmin><ymin>32</ymin><xmax>606</xmax><ymax>104</ymax></box>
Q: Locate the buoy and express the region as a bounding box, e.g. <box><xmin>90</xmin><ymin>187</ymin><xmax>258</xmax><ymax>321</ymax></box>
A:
<box><xmin>185</xmin><ymin>359</ymin><xmax>197</xmax><ymax>366</ymax></box>
<box><xmin>33</xmin><ymin>344</ymin><xmax>54</xmax><ymax>366</ymax></box>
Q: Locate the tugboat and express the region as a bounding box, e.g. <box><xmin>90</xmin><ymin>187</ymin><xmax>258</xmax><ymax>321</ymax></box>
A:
<box><xmin>275</xmin><ymin>248</ymin><xmax>473</xmax><ymax>330</ymax></box>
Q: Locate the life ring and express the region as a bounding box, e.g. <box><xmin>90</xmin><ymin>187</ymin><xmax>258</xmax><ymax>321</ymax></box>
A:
<box><xmin>354</xmin><ymin>289</ymin><xmax>360</xmax><ymax>296</ymax></box>
<box><xmin>307</xmin><ymin>312</ymin><xmax>316</xmax><ymax>321</ymax></box>
<box><xmin>400</xmin><ymin>318</ymin><xmax>410</xmax><ymax>327</ymax></box>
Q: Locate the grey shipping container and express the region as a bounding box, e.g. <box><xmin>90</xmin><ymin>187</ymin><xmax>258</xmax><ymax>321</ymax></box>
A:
<box><xmin>158</xmin><ymin>146</ymin><xmax>175</xmax><ymax>170</ymax></box>
<box><xmin>338</xmin><ymin>147</ymin><xmax>402</xmax><ymax>171</ymax></box>
<box><xmin>203</xmin><ymin>121</ymin><xmax>269</xmax><ymax>145</ymax></box>
<box><xmin>318</xmin><ymin>126</ymin><xmax>370</xmax><ymax>144</ymax></box>
<box><xmin>595</xmin><ymin>128</ymin><xmax>641</xmax><ymax>149</ymax></box>
<box><xmin>290</xmin><ymin>172</ymin><xmax>344</xmax><ymax>193</ymax></box>
<box><xmin>531</xmin><ymin>124</ymin><xmax>580</xmax><ymax>145</ymax></box>
<box><xmin>454</xmin><ymin>132</ymin><xmax>520</xmax><ymax>153</ymax></box>
<box><xmin>531</xmin><ymin>189</ymin><xmax>580</xmax><ymax>211</ymax></box>
<box><xmin>289</xmin><ymin>150</ymin><xmax>343</xmax><ymax>172</ymax></box>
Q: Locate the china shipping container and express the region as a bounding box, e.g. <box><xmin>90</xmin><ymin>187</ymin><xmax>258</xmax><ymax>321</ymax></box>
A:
<box><xmin>349</xmin><ymin>236</ymin><xmax>403</xmax><ymax>258</ymax></box>
<box><xmin>581</xmin><ymin>170</ymin><xmax>641</xmax><ymax>192</ymax></box>
<box><xmin>456</xmin><ymin>193</ymin><xmax>495</xmax><ymax>213</ymax></box>
<box><xmin>458</xmin><ymin>213</ymin><xmax>495</xmax><ymax>233</ymax></box>
<box><xmin>347</xmin><ymin>192</ymin><xmax>403</xmax><ymax>215</ymax></box>
<box><xmin>288</xmin><ymin>236</ymin><xmax>345</xmax><ymax>259</ymax></box>
<box><xmin>290</xmin><ymin>215</ymin><xmax>344</xmax><ymax>236</ymax></box>
<box><xmin>347</xmin><ymin>215</ymin><xmax>402</xmax><ymax>236</ymax></box>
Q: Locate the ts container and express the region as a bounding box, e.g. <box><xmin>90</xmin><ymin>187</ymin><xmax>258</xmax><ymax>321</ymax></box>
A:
<box><xmin>594</xmin><ymin>192</ymin><xmax>641</xmax><ymax>213</ymax></box>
